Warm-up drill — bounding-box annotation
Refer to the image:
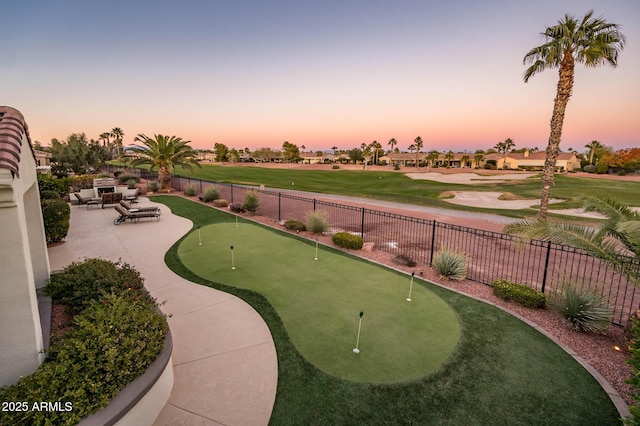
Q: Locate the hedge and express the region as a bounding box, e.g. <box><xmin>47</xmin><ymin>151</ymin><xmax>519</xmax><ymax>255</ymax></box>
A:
<box><xmin>492</xmin><ymin>279</ymin><xmax>546</xmax><ymax>308</ymax></box>
<box><xmin>332</xmin><ymin>232</ymin><xmax>363</xmax><ymax>250</ymax></box>
<box><xmin>41</xmin><ymin>199</ymin><xmax>70</xmax><ymax>243</ymax></box>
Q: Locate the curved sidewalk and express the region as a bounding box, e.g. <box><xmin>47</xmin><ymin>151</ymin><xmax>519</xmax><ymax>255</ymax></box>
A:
<box><xmin>47</xmin><ymin>198</ymin><xmax>278</xmax><ymax>426</ymax></box>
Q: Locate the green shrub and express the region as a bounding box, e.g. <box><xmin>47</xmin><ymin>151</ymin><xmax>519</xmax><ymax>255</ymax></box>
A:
<box><xmin>41</xmin><ymin>199</ymin><xmax>70</xmax><ymax>243</ymax></box>
<box><xmin>394</xmin><ymin>164</ymin><xmax>400</xmax><ymax>170</ymax></box>
<box><xmin>306</xmin><ymin>210</ymin><xmax>329</xmax><ymax>235</ymax></box>
<box><xmin>492</xmin><ymin>280</ymin><xmax>546</xmax><ymax>308</ymax></box>
<box><xmin>285</xmin><ymin>219</ymin><xmax>307</xmax><ymax>232</ymax></box>
<box><xmin>332</xmin><ymin>232</ymin><xmax>364</xmax><ymax>250</ymax></box>
<box><xmin>0</xmin><ymin>293</ymin><xmax>167</xmax><ymax>425</ymax></box>
<box><xmin>46</xmin><ymin>258</ymin><xmax>151</xmax><ymax>313</ymax></box>
<box><xmin>117</xmin><ymin>174</ymin><xmax>140</xmax><ymax>184</ymax></box>
<box><xmin>37</xmin><ymin>174</ymin><xmax>69</xmax><ymax>198</ymax></box>
<box><xmin>582</xmin><ymin>164</ymin><xmax>597</xmax><ymax>173</ymax></box>
<box><xmin>126</xmin><ymin>178</ymin><xmax>137</xmax><ymax>189</ymax></box>
<box><xmin>203</xmin><ymin>186</ymin><xmax>221</xmax><ymax>202</ymax></box>
<box><xmin>626</xmin><ymin>317</ymin><xmax>640</xmax><ymax>424</ymax></box>
<box><xmin>619</xmin><ymin>170</ymin><xmax>627</xmax><ymax>176</ymax></box>
<box><xmin>69</xmin><ymin>175</ymin><xmax>100</xmax><ymax>190</ymax></box>
<box><xmin>432</xmin><ymin>247</ymin><xmax>467</xmax><ymax>280</ymax></box>
<box><xmin>148</xmin><ymin>180</ymin><xmax>160</xmax><ymax>192</ymax></box>
<box><xmin>242</xmin><ymin>190</ymin><xmax>260</xmax><ymax>214</ymax></box>
<box><xmin>332</xmin><ymin>165</ymin><xmax>340</xmax><ymax>169</ymax></box>
<box><xmin>213</xmin><ymin>199</ymin><xmax>229</xmax><ymax>208</ymax></box>
<box><xmin>550</xmin><ymin>284</ymin><xmax>612</xmax><ymax>333</ymax></box>
<box><xmin>596</xmin><ymin>163</ymin><xmax>608</xmax><ymax>174</ymax></box>
<box><xmin>184</xmin><ymin>184</ymin><xmax>196</xmax><ymax>196</ymax></box>
<box><xmin>40</xmin><ymin>190</ymin><xmax>61</xmax><ymax>200</ymax></box>
<box><xmin>229</xmin><ymin>203</ymin><xmax>245</xmax><ymax>213</ymax></box>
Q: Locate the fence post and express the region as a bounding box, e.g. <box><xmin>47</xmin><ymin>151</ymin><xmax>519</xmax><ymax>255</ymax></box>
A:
<box><xmin>429</xmin><ymin>220</ymin><xmax>437</xmax><ymax>266</ymax></box>
<box><xmin>541</xmin><ymin>241</ymin><xmax>552</xmax><ymax>293</ymax></box>
<box><xmin>199</xmin><ymin>179</ymin><xmax>203</xmax><ymax>194</ymax></box>
<box><xmin>231</xmin><ymin>184</ymin><xmax>234</xmax><ymax>204</ymax></box>
<box><xmin>313</xmin><ymin>199</ymin><xmax>316</xmax><ymax>211</ymax></box>
<box><xmin>361</xmin><ymin>208</ymin><xmax>365</xmax><ymax>238</ymax></box>
<box><xmin>278</xmin><ymin>193</ymin><xmax>281</xmax><ymax>221</ymax></box>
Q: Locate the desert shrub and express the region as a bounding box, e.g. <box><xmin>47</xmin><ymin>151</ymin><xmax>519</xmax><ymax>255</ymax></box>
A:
<box><xmin>392</xmin><ymin>254</ymin><xmax>417</xmax><ymax>267</ymax></box>
<box><xmin>306</xmin><ymin>210</ymin><xmax>329</xmax><ymax>235</ymax></box>
<box><xmin>582</xmin><ymin>164</ymin><xmax>597</xmax><ymax>173</ymax></box>
<box><xmin>332</xmin><ymin>165</ymin><xmax>340</xmax><ymax>169</ymax></box>
<box><xmin>203</xmin><ymin>186</ymin><xmax>221</xmax><ymax>202</ymax></box>
<box><xmin>619</xmin><ymin>170</ymin><xmax>627</xmax><ymax>176</ymax></box>
<box><xmin>432</xmin><ymin>247</ymin><xmax>467</xmax><ymax>280</ymax></box>
<box><xmin>184</xmin><ymin>184</ymin><xmax>196</xmax><ymax>196</ymax></box>
<box><xmin>242</xmin><ymin>190</ymin><xmax>260</xmax><ymax>214</ymax></box>
<box><xmin>394</xmin><ymin>164</ymin><xmax>400</xmax><ymax>170</ymax></box>
<box><xmin>213</xmin><ymin>199</ymin><xmax>229</xmax><ymax>208</ymax></box>
<box><xmin>550</xmin><ymin>284</ymin><xmax>612</xmax><ymax>333</ymax></box>
<box><xmin>492</xmin><ymin>280</ymin><xmax>546</xmax><ymax>308</ymax></box>
<box><xmin>285</xmin><ymin>219</ymin><xmax>307</xmax><ymax>232</ymax></box>
<box><xmin>41</xmin><ymin>199</ymin><xmax>70</xmax><ymax>243</ymax></box>
<box><xmin>148</xmin><ymin>180</ymin><xmax>160</xmax><ymax>192</ymax></box>
<box><xmin>229</xmin><ymin>203</ymin><xmax>245</xmax><ymax>213</ymax></box>
<box><xmin>117</xmin><ymin>174</ymin><xmax>140</xmax><ymax>184</ymax></box>
<box><xmin>0</xmin><ymin>293</ymin><xmax>167</xmax><ymax>425</ymax></box>
<box><xmin>40</xmin><ymin>190</ymin><xmax>61</xmax><ymax>200</ymax></box>
<box><xmin>46</xmin><ymin>258</ymin><xmax>151</xmax><ymax>313</ymax></box>
<box><xmin>68</xmin><ymin>175</ymin><xmax>99</xmax><ymax>190</ymax></box>
<box><xmin>126</xmin><ymin>178</ymin><xmax>137</xmax><ymax>189</ymax></box>
<box><xmin>484</xmin><ymin>163</ymin><xmax>497</xmax><ymax>170</ymax></box>
<box><xmin>37</xmin><ymin>174</ymin><xmax>69</xmax><ymax>198</ymax></box>
<box><xmin>332</xmin><ymin>232</ymin><xmax>364</xmax><ymax>250</ymax></box>
<box><xmin>596</xmin><ymin>163</ymin><xmax>608</xmax><ymax>174</ymax></box>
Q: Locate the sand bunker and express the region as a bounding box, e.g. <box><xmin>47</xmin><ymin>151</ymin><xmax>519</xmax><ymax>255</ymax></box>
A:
<box><xmin>406</xmin><ymin>172</ymin><xmax>537</xmax><ymax>184</ymax></box>
<box><xmin>442</xmin><ymin>191</ymin><xmax>560</xmax><ymax>210</ymax></box>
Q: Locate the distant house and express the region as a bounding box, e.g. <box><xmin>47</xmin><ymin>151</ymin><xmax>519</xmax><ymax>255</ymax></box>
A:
<box><xmin>33</xmin><ymin>149</ymin><xmax>52</xmax><ymax>174</ymax></box>
<box><xmin>0</xmin><ymin>106</ymin><xmax>50</xmax><ymax>386</ymax></box>
<box><xmin>484</xmin><ymin>150</ymin><xmax>579</xmax><ymax>171</ymax></box>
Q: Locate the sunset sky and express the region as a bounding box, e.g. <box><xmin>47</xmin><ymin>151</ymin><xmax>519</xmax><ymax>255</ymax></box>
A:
<box><xmin>4</xmin><ymin>1</ymin><xmax>639</xmax><ymax>154</ymax></box>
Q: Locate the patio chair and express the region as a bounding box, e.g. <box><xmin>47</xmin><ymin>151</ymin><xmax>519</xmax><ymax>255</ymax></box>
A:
<box><xmin>74</xmin><ymin>193</ymin><xmax>92</xmax><ymax>205</ymax></box>
<box><xmin>119</xmin><ymin>200</ymin><xmax>161</xmax><ymax>215</ymax></box>
<box><xmin>113</xmin><ymin>204</ymin><xmax>161</xmax><ymax>225</ymax></box>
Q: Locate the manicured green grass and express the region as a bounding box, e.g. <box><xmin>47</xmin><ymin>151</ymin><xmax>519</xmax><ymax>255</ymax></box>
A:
<box><xmin>155</xmin><ymin>196</ymin><xmax>621</xmax><ymax>424</ymax></box>
<box><xmin>176</xmin><ymin>164</ymin><xmax>640</xmax><ymax>218</ymax></box>
<box><xmin>179</xmin><ymin>222</ymin><xmax>460</xmax><ymax>383</ymax></box>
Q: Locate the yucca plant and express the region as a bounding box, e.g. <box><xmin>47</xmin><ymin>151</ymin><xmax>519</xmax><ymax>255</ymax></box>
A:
<box><xmin>184</xmin><ymin>184</ymin><xmax>196</xmax><ymax>196</ymax></box>
<box><xmin>551</xmin><ymin>283</ymin><xmax>613</xmax><ymax>334</ymax></box>
<box><xmin>432</xmin><ymin>247</ymin><xmax>467</xmax><ymax>280</ymax></box>
<box><xmin>203</xmin><ymin>186</ymin><xmax>221</xmax><ymax>202</ymax></box>
<box><xmin>306</xmin><ymin>210</ymin><xmax>329</xmax><ymax>235</ymax></box>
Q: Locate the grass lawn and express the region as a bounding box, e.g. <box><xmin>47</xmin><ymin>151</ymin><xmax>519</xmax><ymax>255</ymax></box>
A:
<box><xmin>156</xmin><ymin>196</ymin><xmax>621</xmax><ymax>425</ymax></box>
<box><xmin>176</xmin><ymin>164</ymin><xmax>640</xmax><ymax>218</ymax></box>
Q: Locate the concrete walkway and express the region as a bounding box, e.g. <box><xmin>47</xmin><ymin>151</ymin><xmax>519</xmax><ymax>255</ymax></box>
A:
<box><xmin>47</xmin><ymin>198</ymin><xmax>278</xmax><ymax>426</ymax></box>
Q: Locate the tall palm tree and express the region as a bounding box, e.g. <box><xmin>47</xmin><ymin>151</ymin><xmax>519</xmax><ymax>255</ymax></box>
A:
<box><xmin>585</xmin><ymin>140</ymin><xmax>603</xmax><ymax>164</ymax></box>
<box><xmin>388</xmin><ymin>138</ymin><xmax>397</xmax><ymax>165</ymax></box>
<box><xmin>129</xmin><ymin>134</ymin><xmax>201</xmax><ymax>191</ymax></box>
<box><xmin>111</xmin><ymin>127</ymin><xmax>124</xmax><ymax>158</ymax></box>
<box><xmin>99</xmin><ymin>132</ymin><xmax>111</xmax><ymax>147</ymax></box>
<box><xmin>331</xmin><ymin>146</ymin><xmax>338</xmax><ymax>163</ymax></box>
<box><xmin>474</xmin><ymin>152</ymin><xmax>485</xmax><ymax>169</ymax></box>
<box><xmin>502</xmin><ymin>138</ymin><xmax>516</xmax><ymax>169</ymax></box>
<box><xmin>504</xmin><ymin>195</ymin><xmax>640</xmax><ymax>286</ymax></box>
<box><xmin>427</xmin><ymin>150</ymin><xmax>440</xmax><ymax>171</ymax></box>
<box><xmin>523</xmin><ymin>11</ymin><xmax>626</xmax><ymax>218</ymax></box>
<box><xmin>414</xmin><ymin>136</ymin><xmax>424</xmax><ymax>168</ymax></box>
<box><xmin>445</xmin><ymin>150</ymin><xmax>455</xmax><ymax>168</ymax></box>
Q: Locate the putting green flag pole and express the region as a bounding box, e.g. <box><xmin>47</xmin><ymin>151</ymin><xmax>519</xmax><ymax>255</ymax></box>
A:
<box><xmin>314</xmin><ymin>238</ymin><xmax>319</xmax><ymax>261</ymax></box>
<box><xmin>353</xmin><ymin>310</ymin><xmax>364</xmax><ymax>354</ymax></box>
<box><xmin>230</xmin><ymin>245</ymin><xmax>236</xmax><ymax>270</ymax></box>
<box><xmin>197</xmin><ymin>226</ymin><xmax>202</xmax><ymax>246</ymax></box>
<box><xmin>407</xmin><ymin>272</ymin><xmax>415</xmax><ymax>302</ymax></box>
<box><xmin>236</xmin><ymin>214</ymin><xmax>239</xmax><ymax>228</ymax></box>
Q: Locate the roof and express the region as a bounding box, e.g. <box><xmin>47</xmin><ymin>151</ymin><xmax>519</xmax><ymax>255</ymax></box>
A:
<box><xmin>485</xmin><ymin>151</ymin><xmax>576</xmax><ymax>161</ymax></box>
<box><xmin>0</xmin><ymin>106</ymin><xmax>33</xmax><ymax>177</ymax></box>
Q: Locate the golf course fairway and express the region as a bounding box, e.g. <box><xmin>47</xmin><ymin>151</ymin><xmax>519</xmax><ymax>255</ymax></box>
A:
<box><xmin>178</xmin><ymin>222</ymin><xmax>460</xmax><ymax>383</ymax></box>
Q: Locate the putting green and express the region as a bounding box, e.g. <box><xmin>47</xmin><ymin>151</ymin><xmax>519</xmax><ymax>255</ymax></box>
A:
<box><xmin>179</xmin><ymin>222</ymin><xmax>460</xmax><ymax>383</ymax></box>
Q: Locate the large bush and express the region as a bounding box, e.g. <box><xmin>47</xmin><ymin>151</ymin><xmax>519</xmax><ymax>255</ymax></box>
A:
<box><xmin>40</xmin><ymin>190</ymin><xmax>61</xmax><ymax>200</ymax></box>
<box><xmin>550</xmin><ymin>283</ymin><xmax>612</xmax><ymax>333</ymax></box>
<box><xmin>242</xmin><ymin>190</ymin><xmax>260</xmax><ymax>214</ymax></box>
<box><xmin>492</xmin><ymin>280</ymin><xmax>546</xmax><ymax>308</ymax></box>
<box><xmin>117</xmin><ymin>174</ymin><xmax>140</xmax><ymax>184</ymax></box>
<box><xmin>46</xmin><ymin>258</ymin><xmax>152</xmax><ymax>313</ymax></box>
<box><xmin>37</xmin><ymin>174</ymin><xmax>69</xmax><ymax>198</ymax></box>
<box><xmin>332</xmin><ymin>232</ymin><xmax>363</xmax><ymax>250</ymax></box>
<box><xmin>306</xmin><ymin>210</ymin><xmax>329</xmax><ymax>235</ymax></box>
<box><xmin>285</xmin><ymin>219</ymin><xmax>307</xmax><ymax>232</ymax></box>
<box><xmin>582</xmin><ymin>164</ymin><xmax>597</xmax><ymax>173</ymax></box>
<box><xmin>203</xmin><ymin>186</ymin><xmax>221</xmax><ymax>202</ymax></box>
<box><xmin>432</xmin><ymin>247</ymin><xmax>467</xmax><ymax>280</ymax></box>
<box><xmin>41</xmin><ymin>199</ymin><xmax>70</xmax><ymax>243</ymax></box>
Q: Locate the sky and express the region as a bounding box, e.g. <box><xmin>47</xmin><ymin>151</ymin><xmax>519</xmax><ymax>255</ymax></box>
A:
<box><xmin>3</xmin><ymin>0</ymin><xmax>639</xmax><ymax>153</ymax></box>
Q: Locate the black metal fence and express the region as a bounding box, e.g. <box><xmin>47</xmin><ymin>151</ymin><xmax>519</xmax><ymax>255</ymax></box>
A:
<box><xmin>106</xmin><ymin>166</ymin><xmax>638</xmax><ymax>326</ymax></box>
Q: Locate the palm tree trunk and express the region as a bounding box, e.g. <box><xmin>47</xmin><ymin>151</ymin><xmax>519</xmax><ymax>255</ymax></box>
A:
<box><xmin>158</xmin><ymin>166</ymin><xmax>172</xmax><ymax>191</ymax></box>
<box><xmin>539</xmin><ymin>53</ymin><xmax>575</xmax><ymax>219</ymax></box>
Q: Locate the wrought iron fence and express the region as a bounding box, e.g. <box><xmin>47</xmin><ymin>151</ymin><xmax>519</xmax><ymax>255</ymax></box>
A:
<box><xmin>105</xmin><ymin>166</ymin><xmax>639</xmax><ymax>326</ymax></box>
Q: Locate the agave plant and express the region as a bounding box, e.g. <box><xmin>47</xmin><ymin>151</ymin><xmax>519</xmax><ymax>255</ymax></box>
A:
<box><xmin>432</xmin><ymin>247</ymin><xmax>467</xmax><ymax>280</ymax></box>
<box><xmin>551</xmin><ymin>283</ymin><xmax>613</xmax><ymax>334</ymax></box>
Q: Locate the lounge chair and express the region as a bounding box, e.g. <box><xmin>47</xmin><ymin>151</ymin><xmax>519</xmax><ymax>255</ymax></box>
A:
<box><xmin>113</xmin><ymin>204</ymin><xmax>160</xmax><ymax>225</ymax></box>
<box><xmin>74</xmin><ymin>193</ymin><xmax>93</xmax><ymax>205</ymax></box>
<box><xmin>119</xmin><ymin>200</ymin><xmax>161</xmax><ymax>214</ymax></box>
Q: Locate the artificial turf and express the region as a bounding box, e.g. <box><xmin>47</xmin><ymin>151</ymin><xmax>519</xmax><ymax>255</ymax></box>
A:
<box><xmin>178</xmin><ymin>222</ymin><xmax>460</xmax><ymax>383</ymax></box>
<box><xmin>155</xmin><ymin>195</ymin><xmax>622</xmax><ymax>425</ymax></box>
